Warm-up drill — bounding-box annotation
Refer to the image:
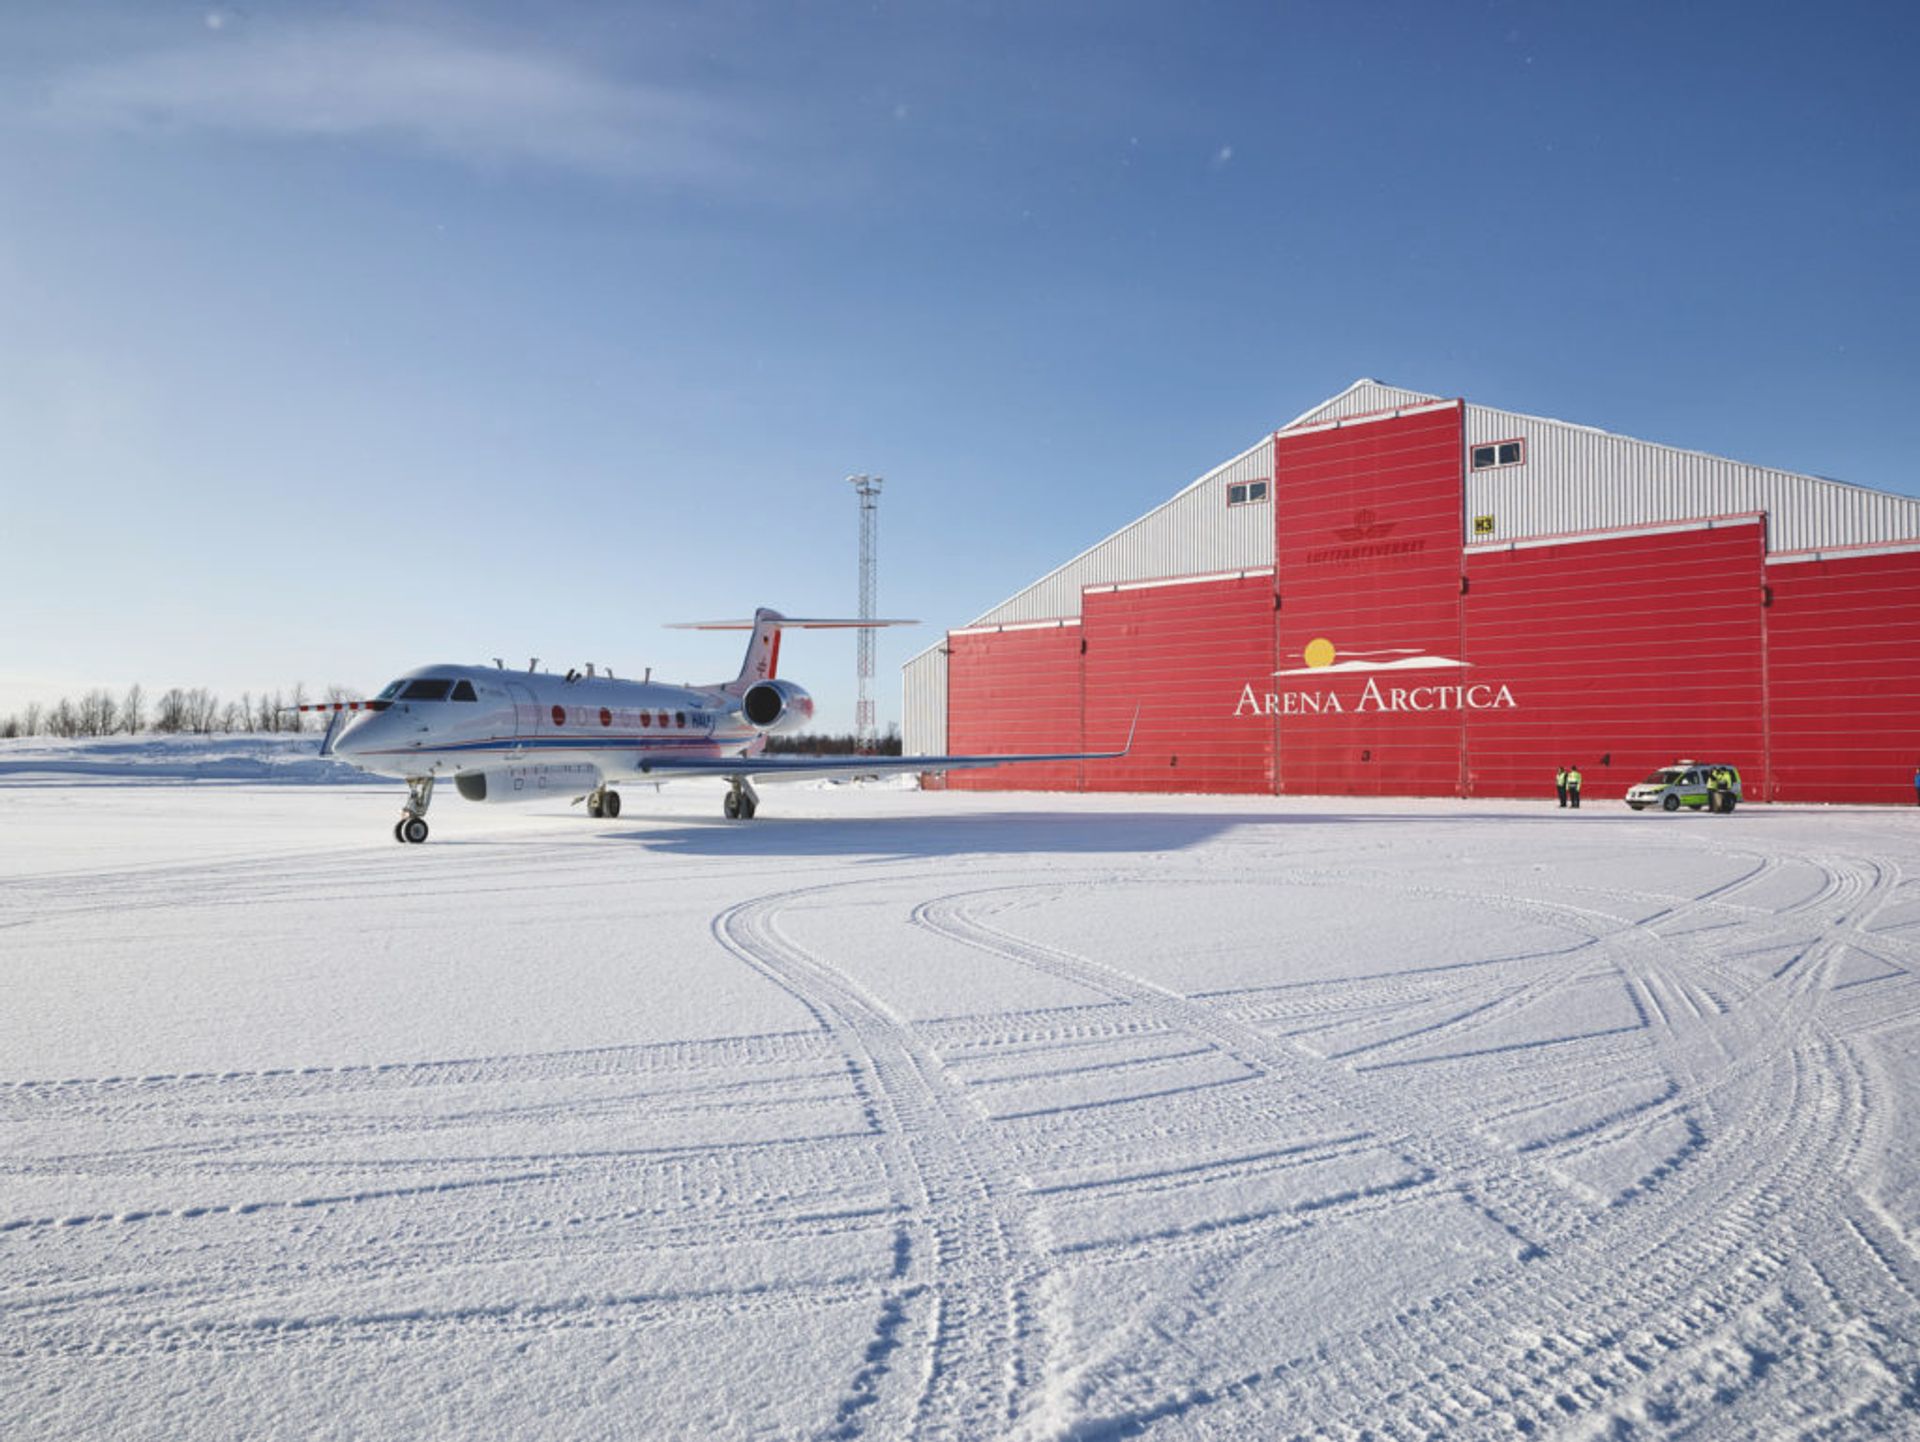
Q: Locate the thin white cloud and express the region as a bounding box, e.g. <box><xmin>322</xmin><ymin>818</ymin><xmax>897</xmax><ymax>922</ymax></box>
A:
<box><xmin>35</xmin><ymin>19</ymin><xmax>754</xmax><ymax>183</ymax></box>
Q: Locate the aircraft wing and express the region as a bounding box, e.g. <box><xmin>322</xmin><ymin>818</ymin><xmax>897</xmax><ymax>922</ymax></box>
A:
<box><xmin>639</xmin><ymin>751</ymin><xmax>1109</xmax><ymax>781</ymax></box>
<box><xmin>622</xmin><ymin>711</ymin><xmax>1138</xmax><ymax>782</ymax></box>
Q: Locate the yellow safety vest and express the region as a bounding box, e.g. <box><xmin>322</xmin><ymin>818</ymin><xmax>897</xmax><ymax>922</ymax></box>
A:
<box><xmin>1568</xmin><ymin>770</ymin><xmax>1582</xmax><ymax>787</ymax></box>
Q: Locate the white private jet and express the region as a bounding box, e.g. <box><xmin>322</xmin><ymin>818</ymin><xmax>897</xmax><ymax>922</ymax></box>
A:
<box><xmin>305</xmin><ymin>608</ymin><xmax>1132</xmax><ymax>842</ymax></box>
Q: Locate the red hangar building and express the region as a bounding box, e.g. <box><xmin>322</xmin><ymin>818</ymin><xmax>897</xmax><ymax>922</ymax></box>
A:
<box><xmin>901</xmin><ymin>379</ymin><xmax>1920</xmax><ymax>805</ymax></box>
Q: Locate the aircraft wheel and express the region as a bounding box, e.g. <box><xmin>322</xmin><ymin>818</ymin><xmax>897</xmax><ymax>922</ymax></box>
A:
<box><xmin>739</xmin><ymin>793</ymin><xmax>757</xmax><ymax>820</ymax></box>
<box><xmin>403</xmin><ymin>817</ymin><xmax>430</xmax><ymax>844</ymax></box>
<box><xmin>1663</xmin><ymin>794</ymin><xmax>1681</xmax><ymax>812</ymax></box>
<box><xmin>586</xmin><ymin>794</ymin><xmax>604</xmax><ymax>819</ymax></box>
<box><xmin>723</xmin><ymin>791</ymin><xmax>740</xmax><ymax>820</ymax></box>
<box><xmin>394</xmin><ymin>820</ymin><xmax>408</xmax><ymax>843</ymax></box>
<box><xmin>603</xmin><ymin>791</ymin><xmax>621</xmax><ymax>819</ymax></box>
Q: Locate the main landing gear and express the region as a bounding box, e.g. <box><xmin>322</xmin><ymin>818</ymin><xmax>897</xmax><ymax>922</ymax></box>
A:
<box><xmin>585</xmin><ymin>786</ymin><xmax>622</xmax><ymax>820</ymax></box>
<box><xmin>723</xmin><ymin>776</ymin><xmax>760</xmax><ymax>821</ymax></box>
<box><xmin>394</xmin><ymin>776</ymin><xmax>435</xmax><ymax>844</ymax></box>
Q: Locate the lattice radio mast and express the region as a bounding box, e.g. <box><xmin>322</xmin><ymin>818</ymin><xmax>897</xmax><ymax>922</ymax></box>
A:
<box><xmin>848</xmin><ymin>474</ymin><xmax>884</xmax><ymax>752</ymax></box>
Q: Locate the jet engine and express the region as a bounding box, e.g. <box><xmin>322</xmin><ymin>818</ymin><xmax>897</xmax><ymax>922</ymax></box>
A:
<box><xmin>740</xmin><ymin>679</ymin><xmax>815</xmax><ymax>734</ymax></box>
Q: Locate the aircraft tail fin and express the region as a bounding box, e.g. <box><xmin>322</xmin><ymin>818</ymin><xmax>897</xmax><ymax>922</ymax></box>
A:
<box><xmin>668</xmin><ymin>608</ymin><xmax>918</xmax><ymax>693</ymax></box>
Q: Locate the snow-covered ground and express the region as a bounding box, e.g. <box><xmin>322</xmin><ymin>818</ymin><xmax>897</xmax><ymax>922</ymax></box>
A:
<box><xmin>3</xmin><ymin>755</ymin><xmax>1918</xmax><ymax>1439</ymax></box>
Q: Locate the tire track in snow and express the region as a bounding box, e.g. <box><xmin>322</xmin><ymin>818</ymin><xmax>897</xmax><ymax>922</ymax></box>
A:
<box><xmin>713</xmin><ymin>887</ymin><xmax>1051</xmax><ymax>1441</ymax></box>
<box><xmin>901</xmin><ymin>842</ymin><xmax>1916</xmax><ymax>1436</ymax></box>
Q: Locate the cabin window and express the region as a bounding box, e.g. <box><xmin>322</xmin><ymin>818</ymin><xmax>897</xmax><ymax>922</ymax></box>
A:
<box><xmin>451</xmin><ymin>680</ymin><xmax>478</xmax><ymax>702</ymax></box>
<box><xmin>675</xmin><ymin>712</ymin><xmax>687</xmax><ymax>728</ymax></box>
<box><xmin>551</xmin><ymin>704</ymin><xmax>566</xmax><ymax>727</ymax></box>
<box><xmin>400</xmin><ymin>679</ymin><xmax>453</xmax><ymax>701</ymax></box>
<box><xmin>640</xmin><ymin>712</ymin><xmax>652</xmax><ymax>728</ymax></box>
<box><xmin>657</xmin><ymin>711</ymin><xmax>670</xmax><ymax>728</ymax></box>
<box><xmin>599</xmin><ymin>707</ymin><xmax>612</xmax><ymax>727</ymax></box>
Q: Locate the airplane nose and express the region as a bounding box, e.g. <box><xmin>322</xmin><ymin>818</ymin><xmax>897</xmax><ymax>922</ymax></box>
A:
<box><xmin>327</xmin><ymin>709</ymin><xmax>380</xmax><ymax>759</ymax></box>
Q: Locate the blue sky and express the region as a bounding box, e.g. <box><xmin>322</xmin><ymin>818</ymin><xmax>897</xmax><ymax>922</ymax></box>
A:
<box><xmin>2</xmin><ymin>1</ymin><xmax>1915</xmax><ymax>728</ymax></box>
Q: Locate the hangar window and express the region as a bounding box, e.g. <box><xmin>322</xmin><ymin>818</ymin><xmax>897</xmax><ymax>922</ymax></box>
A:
<box><xmin>1471</xmin><ymin>439</ymin><xmax>1525</xmax><ymax>471</ymax></box>
<box><xmin>1227</xmin><ymin>479</ymin><xmax>1270</xmax><ymax>507</ymax></box>
<box><xmin>451</xmin><ymin>680</ymin><xmax>478</xmax><ymax>702</ymax></box>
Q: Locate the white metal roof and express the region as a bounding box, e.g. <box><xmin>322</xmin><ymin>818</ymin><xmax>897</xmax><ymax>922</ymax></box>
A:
<box><xmin>912</xmin><ymin>377</ymin><xmax>1920</xmax><ymax>647</ymax></box>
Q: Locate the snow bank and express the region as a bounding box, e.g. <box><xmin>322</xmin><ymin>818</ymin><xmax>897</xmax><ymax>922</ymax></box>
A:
<box><xmin>0</xmin><ymin>731</ymin><xmax>377</xmax><ymax>784</ymax></box>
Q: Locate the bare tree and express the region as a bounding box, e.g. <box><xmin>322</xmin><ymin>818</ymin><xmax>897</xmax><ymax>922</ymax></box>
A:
<box><xmin>187</xmin><ymin>688</ymin><xmax>220</xmax><ymax>734</ymax></box>
<box><xmin>155</xmin><ymin>689</ymin><xmax>187</xmax><ymax>733</ymax></box>
<box><xmin>0</xmin><ymin>714</ymin><xmax>19</xmax><ymax>740</ymax></box>
<box><xmin>48</xmin><ymin>697</ymin><xmax>78</xmax><ymax>738</ymax></box>
<box><xmin>120</xmin><ymin>683</ymin><xmax>147</xmax><ymax>734</ymax></box>
<box><xmin>22</xmin><ymin>701</ymin><xmax>43</xmax><ymax>736</ymax></box>
<box><xmin>287</xmin><ymin>682</ymin><xmax>308</xmax><ymax>734</ymax></box>
<box><xmin>77</xmin><ymin>689</ymin><xmax>117</xmax><ymax>736</ymax></box>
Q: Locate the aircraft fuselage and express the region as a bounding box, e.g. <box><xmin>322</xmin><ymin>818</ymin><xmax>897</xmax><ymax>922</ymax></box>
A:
<box><xmin>330</xmin><ymin>662</ymin><xmax>793</xmax><ymax>799</ymax></box>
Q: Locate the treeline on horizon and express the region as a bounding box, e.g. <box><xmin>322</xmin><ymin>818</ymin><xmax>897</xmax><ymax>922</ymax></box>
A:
<box><xmin>0</xmin><ymin>684</ymin><xmax>347</xmax><ymax>740</ymax></box>
<box><xmin>0</xmin><ymin>686</ymin><xmax>904</xmax><ymax>752</ymax></box>
<box><xmin>763</xmin><ymin>728</ymin><xmax>903</xmax><ymax>756</ymax></box>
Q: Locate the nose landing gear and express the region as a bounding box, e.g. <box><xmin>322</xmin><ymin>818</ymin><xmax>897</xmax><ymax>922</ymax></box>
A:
<box><xmin>723</xmin><ymin>776</ymin><xmax>759</xmax><ymax>821</ymax></box>
<box><xmin>394</xmin><ymin>776</ymin><xmax>435</xmax><ymax>843</ymax></box>
<box><xmin>585</xmin><ymin>786</ymin><xmax>622</xmax><ymax>820</ymax></box>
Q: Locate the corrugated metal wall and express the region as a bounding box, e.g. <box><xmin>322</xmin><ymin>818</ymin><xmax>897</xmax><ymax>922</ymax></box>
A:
<box><xmin>901</xmin><ymin>643</ymin><xmax>947</xmax><ymax>756</ymax></box>
<box><xmin>1464</xmin><ymin>405</ymin><xmax>1920</xmax><ymax>552</ymax></box>
<box><xmin>1081</xmin><ymin>574</ymin><xmax>1277</xmax><ymax>794</ymax></box>
<box><xmin>945</xmin><ymin>623</ymin><xmax>1084</xmax><ymax>791</ymax></box>
<box><xmin>905</xmin><ymin>379</ymin><xmax>1920</xmax><ymax>795</ymax></box>
<box><xmin>1767</xmin><ymin>546</ymin><xmax>1920</xmax><ymax>804</ymax></box>
<box><xmin>966</xmin><ymin>438</ymin><xmax>1276</xmax><ymax>627</ymax></box>
<box><xmin>1273</xmin><ymin>405</ymin><xmax>1469</xmax><ymax>796</ymax></box>
<box><xmin>1461</xmin><ymin>521</ymin><xmax>1769</xmax><ymax>801</ymax></box>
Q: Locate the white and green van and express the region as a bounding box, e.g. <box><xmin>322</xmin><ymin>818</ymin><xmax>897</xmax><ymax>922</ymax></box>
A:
<box><xmin>1626</xmin><ymin>762</ymin><xmax>1743</xmax><ymax>812</ymax></box>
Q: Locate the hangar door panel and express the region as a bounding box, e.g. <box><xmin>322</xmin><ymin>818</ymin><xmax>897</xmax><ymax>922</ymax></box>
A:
<box><xmin>946</xmin><ymin>625</ymin><xmax>1084</xmax><ymax>791</ymax></box>
<box><xmin>1273</xmin><ymin>404</ymin><xmax>1466</xmax><ymax>796</ymax></box>
<box><xmin>1767</xmin><ymin>550</ymin><xmax>1920</xmax><ymax>804</ymax></box>
<box><xmin>1081</xmin><ymin>574</ymin><xmax>1276</xmax><ymax>794</ymax></box>
<box><xmin>1460</xmin><ymin>523</ymin><xmax>1767</xmax><ymax>801</ymax></box>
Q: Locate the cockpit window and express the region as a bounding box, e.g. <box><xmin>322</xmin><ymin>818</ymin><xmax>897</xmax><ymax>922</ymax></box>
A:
<box><xmin>451</xmin><ymin>680</ymin><xmax>478</xmax><ymax>702</ymax></box>
<box><xmin>399</xmin><ymin>679</ymin><xmax>454</xmax><ymax>701</ymax></box>
<box><xmin>377</xmin><ymin>681</ymin><xmax>406</xmax><ymax>700</ymax></box>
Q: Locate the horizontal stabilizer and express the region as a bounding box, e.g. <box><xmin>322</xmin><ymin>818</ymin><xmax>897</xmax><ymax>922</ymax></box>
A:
<box><xmin>676</xmin><ymin>607</ymin><xmax>919</xmax><ymax>692</ymax></box>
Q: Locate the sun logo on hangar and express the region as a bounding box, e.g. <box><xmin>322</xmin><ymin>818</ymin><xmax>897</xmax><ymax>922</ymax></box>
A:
<box><xmin>1275</xmin><ymin>638</ymin><xmax>1471</xmax><ymax>676</ymax></box>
